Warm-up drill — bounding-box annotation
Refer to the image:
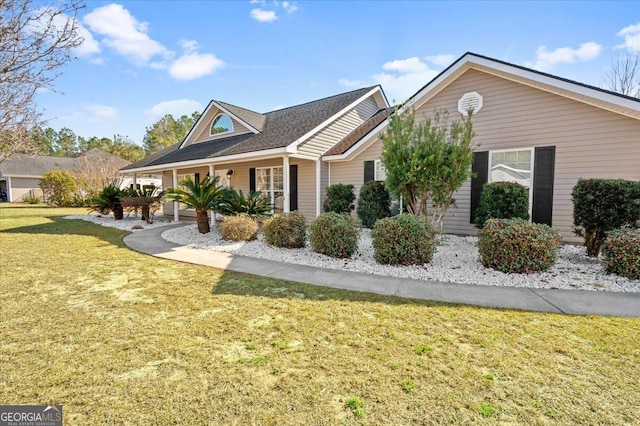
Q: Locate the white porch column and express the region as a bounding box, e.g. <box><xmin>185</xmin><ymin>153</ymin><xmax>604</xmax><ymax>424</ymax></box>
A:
<box><xmin>172</xmin><ymin>169</ymin><xmax>179</xmax><ymax>222</ymax></box>
<box><xmin>209</xmin><ymin>164</ymin><xmax>215</xmax><ymax>226</ymax></box>
<box><xmin>6</xmin><ymin>176</ymin><xmax>12</xmax><ymax>203</ymax></box>
<box><xmin>283</xmin><ymin>155</ymin><xmax>290</xmax><ymax>213</ymax></box>
<box><xmin>132</xmin><ymin>173</ymin><xmax>137</xmax><ymax>190</ymax></box>
<box><xmin>315</xmin><ymin>160</ymin><xmax>322</xmax><ymax>217</ymax></box>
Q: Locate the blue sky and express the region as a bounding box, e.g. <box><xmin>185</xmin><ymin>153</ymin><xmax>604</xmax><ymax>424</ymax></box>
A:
<box><xmin>36</xmin><ymin>1</ymin><xmax>640</xmax><ymax>144</ymax></box>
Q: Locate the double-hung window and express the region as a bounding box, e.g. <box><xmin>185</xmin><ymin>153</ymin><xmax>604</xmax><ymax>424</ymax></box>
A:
<box><xmin>374</xmin><ymin>160</ymin><xmax>386</xmax><ymax>181</ymax></box>
<box><xmin>488</xmin><ymin>148</ymin><xmax>534</xmax><ymax>215</ymax></box>
<box><xmin>256</xmin><ymin>167</ymin><xmax>284</xmax><ymax>213</ymax></box>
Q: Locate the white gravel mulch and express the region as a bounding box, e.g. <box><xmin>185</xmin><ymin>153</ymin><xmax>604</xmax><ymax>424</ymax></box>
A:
<box><xmin>161</xmin><ymin>225</ymin><xmax>640</xmax><ymax>293</ymax></box>
<box><xmin>64</xmin><ymin>213</ymin><xmax>175</xmax><ymax>232</ymax></box>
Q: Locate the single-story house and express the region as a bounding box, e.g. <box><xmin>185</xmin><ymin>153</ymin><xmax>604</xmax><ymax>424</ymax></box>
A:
<box><xmin>0</xmin><ymin>148</ymin><xmax>141</xmax><ymax>202</ymax></box>
<box><xmin>121</xmin><ymin>52</ymin><xmax>640</xmax><ymax>243</ymax></box>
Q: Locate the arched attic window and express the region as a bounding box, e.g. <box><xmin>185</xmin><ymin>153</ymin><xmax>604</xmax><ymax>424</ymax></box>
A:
<box><xmin>210</xmin><ymin>113</ymin><xmax>234</xmax><ymax>136</ymax></box>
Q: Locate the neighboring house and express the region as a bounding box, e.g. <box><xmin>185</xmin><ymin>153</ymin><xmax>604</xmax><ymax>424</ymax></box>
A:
<box><xmin>0</xmin><ymin>148</ymin><xmax>134</xmax><ymax>202</ymax></box>
<box><xmin>121</xmin><ymin>53</ymin><xmax>640</xmax><ymax>243</ymax></box>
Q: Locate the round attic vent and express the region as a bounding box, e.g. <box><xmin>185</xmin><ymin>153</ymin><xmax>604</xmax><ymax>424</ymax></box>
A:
<box><xmin>458</xmin><ymin>91</ymin><xmax>483</xmax><ymax>116</ymax></box>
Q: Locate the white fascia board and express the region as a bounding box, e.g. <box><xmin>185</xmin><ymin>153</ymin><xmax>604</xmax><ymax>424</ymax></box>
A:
<box><xmin>179</xmin><ymin>100</ymin><xmax>214</xmax><ymax>149</ymax></box>
<box><xmin>408</xmin><ymin>53</ymin><xmax>640</xmax><ymax>117</ymax></box>
<box><xmin>1</xmin><ymin>174</ymin><xmax>43</xmax><ymax>179</ymax></box>
<box><xmin>285</xmin><ymin>86</ymin><xmax>384</xmax><ymax>152</ymax></box>
<box><xmin>289</xmin><ymin>153</ymin><xmax>318</xmax><ymax>161</ymax></box>
<box><xmin>467</xmin><ymin>55</ymin><xmax>640</xmax><ymax>113</ymax></box>
<box><xmin>322</xmin><ymin>117</ymin><xmax>390</xmax><ymax>162</ymax></box>
<box><xmin>119</xmin><ymin>147</ymin><xmax>289</xmax><ymax>174</ymax></box>
<box><xmin>179</xmin><ymin>100</ymin><xmax>261</xmax><ymax>150</ymax></box>
<box><xmin>210</xmin><ymin>101</ymin><xmax>261</xmax><ymax>134</ymax></box>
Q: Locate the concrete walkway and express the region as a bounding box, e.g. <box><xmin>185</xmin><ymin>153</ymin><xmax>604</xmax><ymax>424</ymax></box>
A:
<box><xmin>123</xmin><ymin>224</ymin><xmax>640</xmax><ymax>317</ymax></box>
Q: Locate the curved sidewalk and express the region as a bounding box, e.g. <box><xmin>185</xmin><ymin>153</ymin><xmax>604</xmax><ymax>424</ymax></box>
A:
<box><xmin>123</xmin><ymin>225</ymin><xmax>640</xmax><ymax>317</ymax></box>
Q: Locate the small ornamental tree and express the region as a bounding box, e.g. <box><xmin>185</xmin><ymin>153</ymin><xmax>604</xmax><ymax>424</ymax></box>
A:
<box><xmin>380</xmin><ymin>107</ymin><xmax>476</xmax><ymax>227</ymax></box>
<box><xmin>164</xmin><ymin>176</ymin><xmax>228</xmax><ymax>234</ymax></box>
<box><xmin>39</xmin><ymin>169</ymin><xmax>77</xmax><ymax>206</ymax></box>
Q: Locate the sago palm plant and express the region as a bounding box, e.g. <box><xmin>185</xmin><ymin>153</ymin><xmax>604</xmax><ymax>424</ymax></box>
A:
<box><xmin>164</xmin><ymin>176</ymin><xmax>228</xmax><ymax>234</ymax></box>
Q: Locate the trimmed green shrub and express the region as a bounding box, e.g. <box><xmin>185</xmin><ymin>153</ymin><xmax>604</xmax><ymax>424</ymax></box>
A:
<box><xmin>357</xmin><ymin>181</ymin><xmax>391</xmax><ymax>228</ymax></box>
<box><xmin>372</xmin><ymin>214</ymin><xmax>437</xmax><ymax>265</ymax></box>
<box><xmin>323</xmin><ymin>184</ymin><xmax>356</xmax><ymax>214</ymax></box>
<box><xmin>602</xmin><ymin>228</ymin><xmax>640</xmax><ymax>280</ymax></box>
<box><xmin>262</xmin><ymin>211</ymin><xmax>307</xmax><ymax>248</ymax></box>
<box><xmin>572</xmin><ymin>178</ymin><xmax>640</xmax><ymax>257</ymax></box>
<box><xmin>39</xmin><ymin>169</ymin><xmax>77</xmax><ymax>207</ymax></box>
<box><xmin>309</xmin><ymin>212</ymin><xmax>358</xmax><ymax>258</ymax></box>
<box><xmin>21</xmin><ymin>192</ymin><xmax>41</xmax><ymax>204</ymax></box>
<box><xmin>474</xmin><ymin>181</ymin><xmax>529</xmax><ymax>228</ymax></box>
<box><xmin>220</xmin><ymin>214</ymin><xmax>258</xmax><ymax>241</ymax></box>
<box><xmin>478</xmin><ymin>218</ymin><xmax>561</xmax><ymax>274</ymax></box>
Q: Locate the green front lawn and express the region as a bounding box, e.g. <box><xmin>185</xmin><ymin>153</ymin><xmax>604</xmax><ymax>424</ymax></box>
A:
<box><xmin>1</xmin><ymin>205</ymin><xmax>638</xmax><ymax>424</ymax></box>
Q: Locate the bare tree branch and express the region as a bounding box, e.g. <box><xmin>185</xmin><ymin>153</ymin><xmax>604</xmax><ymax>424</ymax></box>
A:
<box><xmin>0</xmin><ymin>0</ymin><xmax>84</xmax><ymax>163</ymax></box>
<box><xmin>603</xmin><ymin>50</ymin><xmax>640</xmax><ymax>99</ymax></box>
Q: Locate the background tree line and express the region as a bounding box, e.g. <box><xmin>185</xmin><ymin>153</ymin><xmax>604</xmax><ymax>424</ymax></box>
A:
<box><xmin>6</xmin><ymin>111</ymin><xmax>201</xmax><ymax>162</ymax></box>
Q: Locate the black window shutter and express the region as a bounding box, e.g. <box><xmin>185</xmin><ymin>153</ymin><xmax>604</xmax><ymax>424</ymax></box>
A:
<box><xmin>532</xmin><ymin>146</ymin><xmax>555</xmax><ymax>226</ymax></box>
<box><xmin>289</xmin><ymin>164</ymin><xmax>298</xmax><ymax>211</ymax></box>
<box><xmin>194</xmin><ymin>173</ymin><xmax>200</xmax><ymax>184</ymax></box>
<box><xmin>364</xmin><ymin>161</ymin><xmax>375</xmax><ymax>183</ymax></box>
<box><xmin>249</xmin><ymin>168</ymin><xmax>256</xmax><ymax>192</ymax></box>
<box><xmin>470</xmin><ymin>151</ymin><xmax>489</xmax><ymax>223</ymax></box>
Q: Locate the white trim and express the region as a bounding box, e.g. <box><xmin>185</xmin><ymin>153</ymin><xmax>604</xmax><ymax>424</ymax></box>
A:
<box><xmin>315</xmin><ymin>160</ymin><xmax>321</xmax><ymax>217</ymax></box>
<box><xmin>179</xmin><ymin>100</ymin><xmax>261</xmax><ymax>149</ymax></box>
<box><xmin>208</xmin><ymin>113</ymin><xmax>235</xmax><ymax>137</ymax></box>
<box><xmin>283</xmin><ymin>156</ymin><xmax>290</xmax><ymax>213</ymax></box>
<box><xmin>487</xmin><ymin>147</ymin><xmax>535</xmax><ymax>218</ymax></box>
<box><xmin>172</xmin><ymin>169</ymin><xmax>179</xmax><ymax>222</ymax></box>
<box><xmin>256</xmin><ymin>165</ymin><xmax>284</xmax><ymax>213</ymax></box>
<box><xmin>408</xmin><ymin>53</ymin><xmax>640</xmax><ymax>118</ymax></box>
<box><xmin>1</xmin><ymin>174</ymin><xmax>43</xmax><ymax>179</ymax></box>
<box><xmin>323</xmin><ymin>117</ymin><xmax>390</xmax><ymax>162</ymax></box>
<box><xmin>285</xmin><ymin>86</ymin><xmax>385</xmax><ymax>153</ymax></box>
<box><xmin>120</xmin><ymin>147</ymin><xmax>289</xmax><ymax>174</ymax></box>
<box><xmin>374</xmin><ymin>159</ymin><xmax>386</xmax><ymax>181</ymax></box>
<box><xmin>289</xmin><ymin>153</ymin><xmax>317</xmax><ymax>161</ymax></box>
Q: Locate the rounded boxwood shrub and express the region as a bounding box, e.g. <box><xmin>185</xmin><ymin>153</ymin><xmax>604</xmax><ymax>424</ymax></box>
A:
<box><xmin>309</xmin><ymin>212</ymin><xmax>358</xmax><ymax>258</ymax></box>
<box><xmin>219</xmin><ymin>214</ymin><xmax>258</xmax><ymax>241</ymax></box>
<box><xmin>262</xmin><ymin>211</ymin><xmax>307</xmax><ymax>248</ymax></box>
<box><xmin>323</xmin><ymin>184</ymin><xmax>356</xmax><ymax>214</ymax></box>
<box><xmin>572</xmin><ymin>178</ymin><xmax>640</xmax><ymax>257</ymax></box>
<box><xmin>357</xmin><ymin>181</ymin><xmax>391</xmax><ymax>228</ymax></box>
<box><xmin>474</xmin><ymin>181</ymin><xmax>530</xmax><ymax>228</ymax></box>
<box><xmin>372</xmin><ymin>214</ymin><xmax>437</xmax><ymax>265</ymax></box>
<box><xmin>602</xmin><ymin>228</ymin><xmax>640</xmax><ymax>280</ymax></box>
<box><xmin>478</xmin><ymin>218</ymin><xmax>561</xmax><ymax>274</ymax></box>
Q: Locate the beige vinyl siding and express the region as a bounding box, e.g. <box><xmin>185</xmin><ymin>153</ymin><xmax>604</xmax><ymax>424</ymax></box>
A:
<box><xmin>290</xmin><ymin>159</ymin><xmax>316</xmax><ymax>220</ymax></box>
<box><xmin>9</xmin><ymin>177</ymin><xmax>42</xmax><ymax>202</ymax></box>
<box><xmin>297</xmin><ymin>96</ymin><xmax>379</xmax><ymax>158</ymax></box>
<box><xmin>332</xmin><ymin>68</ymin><xmax>640</xmax><ymax>243</ymax></box>
<box><xmin>189</xmin><ymin>109</ymin><xmax>253</xmax><ymax>145</ymax></box>
<box><xmin>329</xmin><ymin>141</ymin><xmax>382</xmax><ymax>205</ymax></box>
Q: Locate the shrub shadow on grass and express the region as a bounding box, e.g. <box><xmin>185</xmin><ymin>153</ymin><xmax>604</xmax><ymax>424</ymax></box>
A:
<box><xmin>1</xmin><ymin>215</ymin><xmax>129</xmax><ymax>247</ymax></box>
<box><xmin>213</xmin><ymin>269</ymin><xmax>480</xmax><ymax>311</ymax></box>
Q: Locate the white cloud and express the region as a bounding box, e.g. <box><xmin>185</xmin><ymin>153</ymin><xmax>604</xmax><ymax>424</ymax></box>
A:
<box><xmin>144</xmin><ymin>99</ymin><xmax>203</xmax><ymax>121</ymax></box>
<box><xmin>425</xmin><ymin>54</ymin><xmax>455</xmax><ymax>67</ymax></box>
<box><xmin>32</xmin><ymin>7</ymin><xmax>100</xmax><ymax>57</ymax></box>
<box><xmin>282</xmin><ymin>2</ymin><xmax>298</xmax><ymax>13</ymax></box>
<box><xmin>375</xmin><ymin>57</ymin><xmax>438</xmax><ymax>102</ymax></box>
<box><xmin>168</xmin><ymin>53</ymin><xmax>225</xmax><ymax>80</ymax></box>
<box><xmin>84</xmin><ymin>104</ymin><xmax>118</xmax><ymax>120</ymax></box>
<box><xmin>179</xmin><ymin>39</ymin><xmax>199</xmax><ymax>53</ymax></box>
<box><xmin>339</xmin><ymin>78</ymin><xmax>366</xmax><ymax>88</ymax></box>
<box><xmin>526</xmin><ymin>42</ymin><xmax>602</xmax><ymax>71</ymax></box>
<box><xmin>250</xmin><ymin>0</ymin><xmax>266</xmax><ymax>5</ymax></box>
<box><xmin>251</xmin><ymin>8</ymin><xmax>277</xmax><ymax>22</ymax></box>
<box><xmin>83</xmin><ymin>4</ymin><xmax>170</xmax><ymax>66</ymax></box>
<box><xmin>616</xmin><ymin>23</ymin><xmax>640</xmax><ymax>52</ymax></box>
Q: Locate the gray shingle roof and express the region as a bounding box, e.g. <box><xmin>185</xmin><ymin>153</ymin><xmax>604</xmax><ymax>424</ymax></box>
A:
<box><xmin>324</xmin><ymin>107</ymin><xmax>394</xmax><ymax>156</ymax></box>
<box><xmin>216</xmin><ymin>101</ymin><xmax>266</xmax><ymax>131</ymax></box>
<box><xmin>121</xmin><ymin>86</ymin><xmax>377</xmax><ymax>171</ymax></box>
<box><xmin>0</xmin><ymin>149</ymin><xmax>129</xmax><ymax>177</ymax></box>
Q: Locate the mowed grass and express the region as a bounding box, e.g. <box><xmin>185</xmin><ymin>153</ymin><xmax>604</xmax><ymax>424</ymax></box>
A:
<box><xmin>1</xmin><ymin>205</ymin><xmax>639</xmax><ymax>425</ymax></box>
